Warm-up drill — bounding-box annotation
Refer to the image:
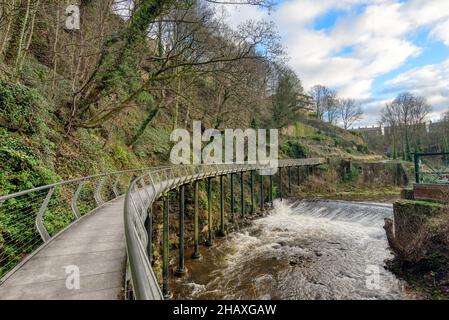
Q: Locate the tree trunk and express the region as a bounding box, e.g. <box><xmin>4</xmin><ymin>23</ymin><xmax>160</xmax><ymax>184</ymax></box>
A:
<box><xmin>127</xmin><ymin>106</ymin><xmax>160</xmax><ymax>148</ymax></box>
<box><xmin>3</xmin><ymin>0</ymin><xmax>31</xmax><ymax>70</ymax></box>
<box><xmin>0</xmin><ymin>0</ymin><xmax>17</xmax><ymax>60</ymax></box>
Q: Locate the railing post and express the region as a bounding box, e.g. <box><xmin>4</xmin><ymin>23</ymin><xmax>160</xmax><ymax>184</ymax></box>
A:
<box><xmin>145</xmin><ymin>207</ymin><xmax>153</xmax><ymax>263</ymax></box>
<box><xmin>230</xmin><ymin>173</ymin><xmax>235</xmax><ymax>222</ymax></box>
<box><xmin>218</xmin><ymin>175</ymin><xmax>225</xmax><ymax>237</ymax></box>
<box><xmin>288</xmin><ymin>166</ymin><xmax>292</xmax><ymax>195</ymax></box>
<box><xmin>260</xmin><ymin>173</ymin><xmax>264</xmax><ymax>211</ymax></box>
<box><xmin>414</xmin><ymin>153</ymin><xmax>421</xmax><ymax>184</ymax></box>
<box><xmin>240</xmin><ymin>171</ymin><xmax>245</xmax><ymax>218</ymax></box>
<box><xmin>192</xmin><ymin>181</ymin><xmax>201</xmax><ymax>259</ymax></box>
<box><xmin>112</xmin><ymin>177</ymin><xmax>120</xmax><ymax>197</ymax></box>
<box><xmin>35</xmin><ymin>187</ymin><xmax>55</xmax><ymax>242</ymax></box>
<box><xmin>279</xmin><ymin>167</ymin><xmax>283</xmax><ymax>201</ymax></box>
<box><xmin>175</xmin><ymin>185</ymin><xmax>187</xmax><ymax>276</ymax></box>
<box><xmin>206</xmin><ymin>177</ymin><xmax>213</xmax><ymax>247</ymax></box>
<box><xmin>250</xmin><ymin>170</ymin><xmax>255</xmax><ymax>214</ymax></box>
<box><xmin>71</xmin><ymin>181</ymin><xmax>84</xmax><ymax>219</ymax></box>
<box><xmin>162</xmin><ymin>195</ymin><xmax>171</xmax><ymax>299</ymax></box>
<box><xmin>94</xmin><ymin>176</ymin><xmax>106</xmax><ymax>206</ymax></box>
<box><xmin>269</xmin><ymin>173</ymin><xmax>273</xmax><ymax>208</ymax></box>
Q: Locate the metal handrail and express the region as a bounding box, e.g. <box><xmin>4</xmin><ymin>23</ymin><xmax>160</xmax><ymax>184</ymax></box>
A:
<box><xmin>0</xmin><ymin>165</ymin><xmax>171</xmax><ymax>281</ymax></box>
<box><xmin>124</xmin><ymin>158</ymin><xmax>325</xmax><ymax>300</ymax></box>
<box><xmin>413</xmin><ymin>152</ymin><xmax>449</xmax><ymax>184</ymax></box>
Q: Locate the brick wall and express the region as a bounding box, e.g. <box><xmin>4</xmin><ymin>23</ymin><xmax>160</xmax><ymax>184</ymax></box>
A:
<box><xmin>413</xmin><ymin>184</ymin><xmax>449</xmax><ymax>203</ymax></box>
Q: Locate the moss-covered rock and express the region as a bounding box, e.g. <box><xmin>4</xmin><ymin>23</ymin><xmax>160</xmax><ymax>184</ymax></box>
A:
<box><xmin>385</xmin><ymin>203</ymin><xmax>449</xmax><ymax>299</ymax></box>
<box><xmin>392</xmin><ymin>200</ymin><xmax>446</xmax><ymax>248</ymax></box>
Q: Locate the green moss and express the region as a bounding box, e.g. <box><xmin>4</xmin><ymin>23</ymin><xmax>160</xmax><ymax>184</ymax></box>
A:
<box><xmin>396</xmin><ymin>199</ymin><xmax>446</xmax><ymax>210</ymax></box>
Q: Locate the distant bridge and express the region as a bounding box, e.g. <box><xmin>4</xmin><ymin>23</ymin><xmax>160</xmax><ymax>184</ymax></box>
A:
<box><xmin>0</xmin><ymin>159</ymin><xmax>324</xmax><ymax>300</ymax></box>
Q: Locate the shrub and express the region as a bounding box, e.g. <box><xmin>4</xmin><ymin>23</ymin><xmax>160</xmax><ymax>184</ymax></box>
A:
<box><xmin>0</xmin><ymin>81</ymin><xmax>44</xmax><ymax>134</ymax></box>
<box><xmin>281</xmin><ymin>140</ymin><xmax>308</xmax><ymax>158</ymax></box>
<box><xmin>342</xmin><ymin>165</ymin><xmax>361</xmax><ymax>182</ymax></box>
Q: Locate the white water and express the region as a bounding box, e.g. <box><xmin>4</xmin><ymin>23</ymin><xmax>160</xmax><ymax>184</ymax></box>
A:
<box><xmin>173</xmin><ymin>200</ymin><xmax>412</xmax><ymax>300</ymax></box>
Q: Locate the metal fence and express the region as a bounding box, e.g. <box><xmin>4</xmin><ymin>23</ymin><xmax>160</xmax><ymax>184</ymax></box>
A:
<box><xmin>414</xmin><ymin>152</ymin><xmax>449</xmax><ymax>184</ymax></box>
<box><xmin>123</xmin><ymin>158</ymin><xmax>325</xmax><ymax>300</ymax></box>
<box><xmin>0</xmin><ymin>167</ymin><xmax>169</xmax><ymax>281</ymax></box>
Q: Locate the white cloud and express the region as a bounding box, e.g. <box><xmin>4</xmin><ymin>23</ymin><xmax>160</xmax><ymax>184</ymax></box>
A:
<box><xmin>221</xmin><ymin>0</ymin><xmax>449</xmax><ymax>122</ymax></box>
<box><xmin>430</xmin><ymin>18</ymin><xmax>449</xmax><ymax>46</ymax></box>
<box><xmin>402</xmin><ymin>0</ymin><xmax>449</xmax><ymax>27</ymax></box>
<box><xmin>386</xmin><ymin>58</ymin><xmax>449</xmax><ymax>116</ymax></box>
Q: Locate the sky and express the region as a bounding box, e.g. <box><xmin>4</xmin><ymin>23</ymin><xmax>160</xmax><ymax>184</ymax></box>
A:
<box><xmin>220</xmin><ymin>0</ymin><xmax>449</xmax><ymax>127</ymax></box>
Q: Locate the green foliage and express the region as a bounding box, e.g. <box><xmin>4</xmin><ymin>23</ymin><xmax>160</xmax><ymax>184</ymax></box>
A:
<box><xmin>0</xmin><ymin>81</ymin><xmax>44</xmax><ymax>133</ymax></box>
<box><xmin>0</xmin><ymin>128</ymin><xmax>58</xmax><ymax>194</ymax></box>
<box><xmin>342</xmin><ymin>165</ymin><xmax>361</xmax><ymax>182</ymax></box>
<box><xmin>271</xmin><ymin>65</ymin><xmax>304</xmax><ymax>128</ymax></box>
<box><xmin>356</xmin><ymin>144</ymin><xmax>369</xmax><ymax>153</ymax></box>
<box><xmin>311</xmin><ymin>133</ymin><xmax>328</xmax><ymax>142</ymax></box>
<box><xmin>292</xmin><ymin>122</ymin><xmax>316</xmax><ymax>138</ymax></box>
<box><xmin>111</xmin><ymin>144</ymin><xmax>132</xmax><ymax>167</ymax></box>
<box><xmin>0</xmin><ymin>129</ymin><xmax>61</xmax><ymax>278</ymax></box>
<box><xmin>281</xmin><ymin>140</ymin><xmax>308</xmax><ymax>159</ymax></box>
<box><xmin>136</xmin><ymin>91</ymin><xmax>155</xmax><ymax>108</ymax></box>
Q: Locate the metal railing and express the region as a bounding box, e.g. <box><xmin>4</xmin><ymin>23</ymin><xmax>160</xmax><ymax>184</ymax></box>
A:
<box><xmin>0</xmin><ymin>166</ymin><xmax>169</xmax><ymax>281</ymax></box>
<box><xmin>414</xmin><ymin>152</ymin><xmax>449</xmax><ymax>184</ymax></box>
<box><xmin>124</xmin><ymin>158</ymin><xmax>325</xmax><ymax>300</ymax></box>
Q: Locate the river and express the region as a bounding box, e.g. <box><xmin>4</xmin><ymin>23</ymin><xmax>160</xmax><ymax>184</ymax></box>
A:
<box><xmin>170</xmin><ymin>200</ymin><xmax>413</xmax><ymax>300</ymax></box>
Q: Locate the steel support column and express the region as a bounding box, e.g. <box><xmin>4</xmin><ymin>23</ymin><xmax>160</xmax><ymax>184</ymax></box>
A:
<box><xmin>162</xmin><ymin>195</ymin><xmax>171</xmax><ymax>299</ymax></box>
<box><xmin>230</xmin><ymin>173</ymin><xmax>235</xmax><ymax>222</ymax></box>
<box><xmin>218</xmin><ymin>175</ymin><xmax>225</xmax><ymax>237</ymax></box>
<box><xmin>279</xmin><ymin>167</ymin><xmax>283</xmax><ymax>201</ymax></box>
<box><xmin>260</xmin><ymin>174</ymin><xmax>264</xmax><ymax>211</ymax></box>
<box><xmin>414</xmin><ymin>153</ymin><xmax>420</xmax><ymax>184</ymax></box>
<box><xmin>269</xmin><ymin>174</ymin><xmax>273</xmax><ymax>208</ymax></box>
<box><xmin>206</xmin><ymin>177</ymin><xmax>213</xmax><ymax>246</ymax></box>
<box><xmin>250</xmin><ymin>170</ymin><xmax>255</xmax><ymax>214</ymax></box>
<box><xmin>191</xmin><ymin>181</ymin><xmax>201</xmax><ymax>259</ymax></box>
<box><xmin>175</xmin><ymin>185</ymin><xmax>186</xmax><ymax>276</ymax></box>
<box><xmin>297</xmin><ymin>166</ymin><xmax>301</xmax><ymax>185</ymax></box>
<box><xmin>240</xmin><ymin>171</ymin><xmax>245</xmax><ymax>218</ymax></box>
<box><xmin>288</xmin><ymin>166</ymin><xmax>292</xmax><ymax>195</ymax></box>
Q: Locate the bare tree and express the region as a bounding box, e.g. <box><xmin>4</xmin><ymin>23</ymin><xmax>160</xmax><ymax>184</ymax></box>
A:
<box><xmin>309</xmin><ymin>85</ymin><xmax>337</xmax><ymax>122</ymax></box>
<box><xmin>381</xmin><ymin>92</ymin><xmax>431</xmax><ymax>160</ymax></box>
<box><xmin>324</xmin><ymin>89</ymin><xmax>338</xmax><ymax>124</ymax></box>
<box><xmin>309</xmin><ymin>85</ymin><xmax>327</xmax><ymax>120</ymax></box>
<box><xmin>338</xmin><ymin>98</ymin><xmax>363</xmax><ymax>129</ymax></box>
<box><xmin>381</xmin><ymin>102</ymin><xmax>401</xmax><ymax>159</ymax></box>
<box><xmin>76</xmin><ymin>1</ymin><xmax>282</xmax><ymax>129</ymax></box>
<box><xmin>1</xmin><ymin>0</ymin><xmax>41</xmax><ymax>74</ymax></box>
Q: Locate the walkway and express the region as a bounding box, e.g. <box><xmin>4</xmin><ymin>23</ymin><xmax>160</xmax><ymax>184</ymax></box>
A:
<box><xmin>0</xmin><ymin>199</ymin><xmax>126</xmax><ymax>300</ymax></box>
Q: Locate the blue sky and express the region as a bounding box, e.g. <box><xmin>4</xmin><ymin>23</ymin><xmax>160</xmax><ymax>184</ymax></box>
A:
<box><xmin>222</xmin><ymin>0</ymin><xmax>449</xmax><ymax>126</ymax></box>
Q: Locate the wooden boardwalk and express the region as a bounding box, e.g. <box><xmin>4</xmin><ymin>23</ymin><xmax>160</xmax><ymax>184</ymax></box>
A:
<box><xmin>0</xmin><ymin>199</ymin><xmax>126</xmax><ymax>300</ymax></box>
